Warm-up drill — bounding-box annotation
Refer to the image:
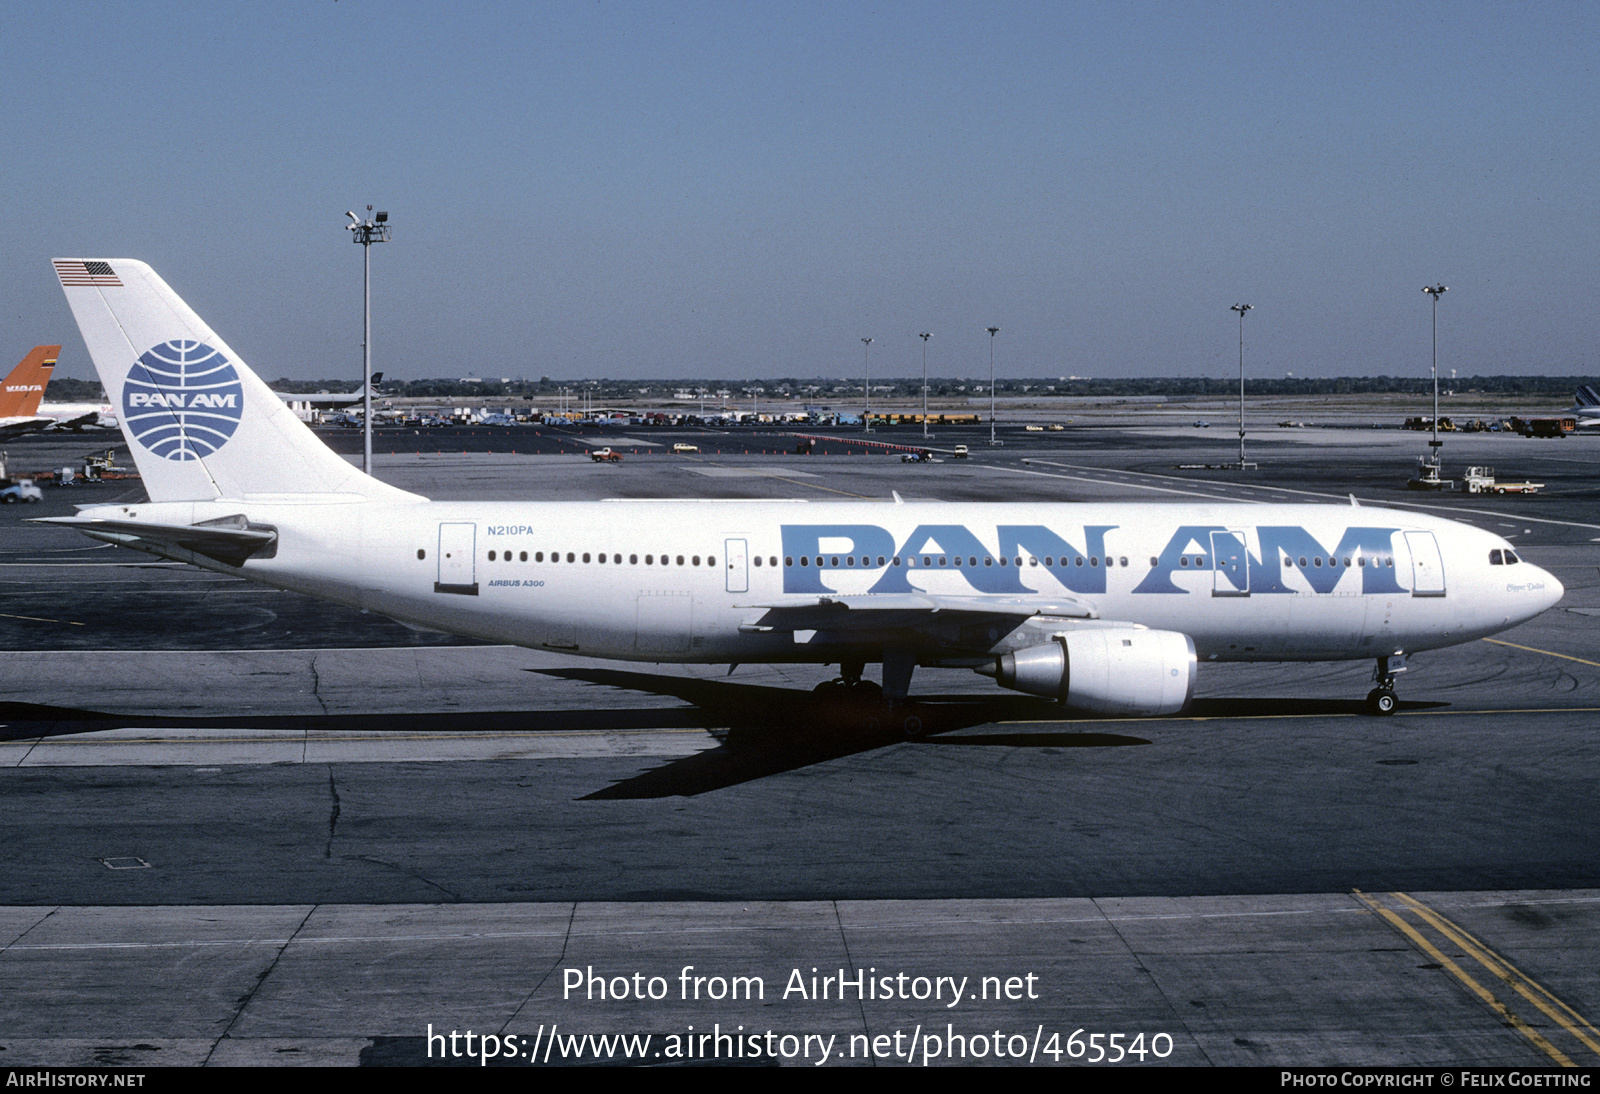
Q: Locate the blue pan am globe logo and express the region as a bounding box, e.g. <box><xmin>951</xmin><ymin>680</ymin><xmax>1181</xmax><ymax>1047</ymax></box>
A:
<box><xmin>122</xmin><ymin>340</ymin><xmax>246</xmax><ymax>460</ymax></box>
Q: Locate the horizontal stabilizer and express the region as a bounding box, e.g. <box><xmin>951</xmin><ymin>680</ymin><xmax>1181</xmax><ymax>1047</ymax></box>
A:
<box><xmin>38</xmin><ymin>514</ymin><xmax>277</xmax><ymax>568</ymax></box>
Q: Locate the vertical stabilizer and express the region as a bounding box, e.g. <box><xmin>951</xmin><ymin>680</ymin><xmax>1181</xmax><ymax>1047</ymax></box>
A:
<box><xmin>53</xmin><ymin>259</ymin><xmax>419</xmax><ymax>503</ymax></box>
<box><xmin>0</xmin><ymin>346</ymin><xmax>60</xmax><ymax>418</ymax></box>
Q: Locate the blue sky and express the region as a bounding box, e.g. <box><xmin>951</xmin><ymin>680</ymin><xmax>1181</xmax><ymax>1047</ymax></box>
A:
<box><xmin>4</xmin><ymin>2</ymin><xmax>1597</xmax><ymax>382</ymax></box>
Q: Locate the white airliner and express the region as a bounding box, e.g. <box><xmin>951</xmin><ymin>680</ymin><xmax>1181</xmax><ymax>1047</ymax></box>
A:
<box><xmin>1568</xmin><ymin>385</ymin><xmax>1600</xmax><ymax>426</ymax></box>
<box><xmin>46</xmin><ymin>258</ymin><xmax>1563</xmax><ymax>721</ymax></box>
<box><xmin>271</xmin><ymin>374</ymin><xmax>385</xmax><ymax>410</ymax></box>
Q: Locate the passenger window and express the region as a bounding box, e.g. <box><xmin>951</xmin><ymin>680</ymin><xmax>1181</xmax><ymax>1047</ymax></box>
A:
<box><xmin>520</xmin><ymin>551</ymin><xmax>528</xmax><ymax>562</ymax></box>
<box><xmin>417</xmin><ymin>549</ymin><xmax>426</xmax><ymax>560</ymax></box>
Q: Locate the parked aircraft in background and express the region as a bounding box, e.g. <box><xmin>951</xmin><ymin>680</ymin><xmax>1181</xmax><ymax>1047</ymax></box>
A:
<box><xmin>0</xmin><ymin>344</ymin><xmax>118</xmax><ymax>433</ymax></box>
<box><xmin>36</xmin><ymin>396</ymin><xmax>118</xmax><ymax>431</ymax></box>
<box><xmin>0</xmin><ymin>346</ymin><xmax>59</xmax><ymax>438</ymax></box>
<box><xmin>1568</xmin><ymin>385</ymin><xmax>1600</xmax><ymax>426</ymax></box>
<box><xmin>271</xmin><ymin>374</ymin><xmax>385</xmax><ymax>410</ymax></box>
<box><xmin>45</xmin><ymin>258</ymin><xmax>1563</xmax><ymax>724</ymax></box>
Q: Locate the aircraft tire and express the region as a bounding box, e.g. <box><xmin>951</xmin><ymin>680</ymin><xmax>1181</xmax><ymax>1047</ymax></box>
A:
<box><xmin>1367</xmin><ymin>688</ymin><xmax>1397</xmax><ymax>716</ymax></box>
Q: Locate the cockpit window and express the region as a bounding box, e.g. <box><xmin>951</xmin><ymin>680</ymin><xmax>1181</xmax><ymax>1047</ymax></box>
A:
<box><xmin>1490</xmin><ymin>549</ymin><xmax>1503</xmax><ymax>565</ymax></box>
<box><xmin>1505</xmin><ymin>550</ymin><xmax>1520</xmax><ymax>564</ymax></box>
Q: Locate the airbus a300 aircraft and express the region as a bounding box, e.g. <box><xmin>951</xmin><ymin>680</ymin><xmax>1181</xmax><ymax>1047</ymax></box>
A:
<box><xmin>47</xmin><ymin>258</ymin><xmax>1563</xmax><ymax>720</ymax></box>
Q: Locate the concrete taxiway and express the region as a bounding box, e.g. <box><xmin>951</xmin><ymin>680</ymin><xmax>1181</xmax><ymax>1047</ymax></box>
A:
<box><xmin>1</xmin><ymin>422</ymin><xmax>1597</xmax><ymax>1066</ymax></box>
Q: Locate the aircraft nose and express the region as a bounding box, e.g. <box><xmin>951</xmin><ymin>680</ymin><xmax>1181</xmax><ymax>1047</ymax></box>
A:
<box><xmin>1539</xmin><ymin>567</ymin><xmax>1565</xmax><ymax>612</ymax></box>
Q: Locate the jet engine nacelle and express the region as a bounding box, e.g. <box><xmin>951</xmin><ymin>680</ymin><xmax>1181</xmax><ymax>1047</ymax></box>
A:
<box><xmin>988</xmin><ymin>628</ymin><xmax>1196</xmax><ymax>715</ymax></box>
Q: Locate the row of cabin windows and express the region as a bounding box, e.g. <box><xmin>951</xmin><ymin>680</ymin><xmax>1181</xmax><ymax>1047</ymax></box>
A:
<box><xmin>413</xmin><ymin>549</ymin><xmax>784</xmax><ymax>567</ymax></box>
<box><xmin>785</xmin><ymin>554</ymin><xmax>1132</xmax><ymax>569</ymax></box>
<box><xmin>482</xmin><ymin>550</ymin><xmax>719</xmax><ymax>567</ymax></box>
<box><xmin>412</xmin><ymin>547</ymin><xmax>1406</xmax><ymax>571</ymax></box>
<box><xmin>1174</xmin><ymin>554</ymin><xmax>1396</xmax><ymax>569</ymax></box>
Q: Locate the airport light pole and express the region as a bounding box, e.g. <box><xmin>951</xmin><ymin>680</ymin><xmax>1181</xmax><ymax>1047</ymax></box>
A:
<box><xmin>1231</xmin><ymin>303</ymin><xmax>1253</xmax><ymax>468</ymax></box>
<box><xmin>346</xmin><ymin>206</ymin><xmax>390</xmax><ymax>476</ymax></box>
<box><xmin>861</xmin><ymin>337</ymin><xmax>873</xmax><ymax>432</ymax></box>
<box><xmin>919</xmin><ymin>332</ymin><xmax>932</xmax><ymax>439</ymax></box>
<box><xmin>986</xmin><ymin>326</ymin><xmax>1001</xmax><ymax>445</ymax></box>
<box><xmin>1423</xmin><ymin>285</ymin><xmax>1448</xmax><ymax>466</ymax></box>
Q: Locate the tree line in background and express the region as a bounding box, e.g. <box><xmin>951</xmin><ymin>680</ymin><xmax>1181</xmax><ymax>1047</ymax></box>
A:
<box><xmin>45</xmin><ymin>374</ymin><xmax>1594</xmax><ymax>402</ymax></box>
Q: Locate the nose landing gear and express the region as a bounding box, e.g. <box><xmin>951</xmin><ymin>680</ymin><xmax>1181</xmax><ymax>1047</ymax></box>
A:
<box><xmin>1366</xmin><ymin>654</ymin><xmax>1405</xmax><ymax>715</ymax></box>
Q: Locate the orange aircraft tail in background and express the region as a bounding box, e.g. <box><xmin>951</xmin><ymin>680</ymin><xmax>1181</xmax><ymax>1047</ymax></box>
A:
<box><xmin>0</xmin><ymin>345</ymin><xmax>60</xmax><ymax>418</ymax></box>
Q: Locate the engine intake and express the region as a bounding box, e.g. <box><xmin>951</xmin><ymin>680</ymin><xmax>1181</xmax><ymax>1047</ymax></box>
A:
<box><xmin>985</xmin><ymin>628</ymin><xmax>1196</xmax><ymax>715</ymax></box>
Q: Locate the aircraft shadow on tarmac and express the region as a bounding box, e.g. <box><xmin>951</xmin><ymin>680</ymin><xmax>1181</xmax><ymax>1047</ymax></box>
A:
<box><xmin>538</xmin><ymin>668</ymin><xmax>1443</xmax><ymax>799</ymax></box>
<box><xmin>0</xmin><ymin>678</ymin><xmax>1444</xmax><ymax>800</ymax></box>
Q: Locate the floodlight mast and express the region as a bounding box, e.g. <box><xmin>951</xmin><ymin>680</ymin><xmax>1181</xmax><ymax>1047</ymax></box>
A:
<box><xmin>1422</xmin><ymin>285</ymin><xmax>1448</xmax><ymax>465</ymax></box>
<box><xmin>346</xmin><ymin>205</ymin><xmax>391</xmax><ymax>476</ymax></box>
<box><xmin>919</xmin><ymin>332</ymin><xmax>932</xmax><ymax>438</ymax></box>
<box><xmin>1231</xmin><ymin>303</ymin><xmax>1253</xmax><ymax>467</ymax></box>
<box><xmin>986</xmin><ymin>327</ymin><xmax>1001</xmax><ymax>445</ymax></box>
<box><xmin>861</xmin><ymin>337</ymin><xmax>873</xmax><ymax>432</ymax></box>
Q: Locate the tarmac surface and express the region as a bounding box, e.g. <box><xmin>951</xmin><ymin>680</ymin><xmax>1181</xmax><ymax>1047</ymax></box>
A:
<box><xmin>1</xmin><ymin>418</ymin><xmax>1597</xmax><ymax>1067</ymax></box>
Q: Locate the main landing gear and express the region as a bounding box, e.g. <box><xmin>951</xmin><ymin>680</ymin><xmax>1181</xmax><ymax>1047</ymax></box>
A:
<box><xmin>1366</xmin><ymin>654</ymin><xmax>1405</xmax><ymax>716</ymax></box>
<box><xmin>812</xmin><ymin>659</ymin><xmax>881</xmax><ymax>698</ymax></box>
<box><xmin>812</xmin><ymin>653</ymin><xmax>927</xmax><ymax>737</ymax></box>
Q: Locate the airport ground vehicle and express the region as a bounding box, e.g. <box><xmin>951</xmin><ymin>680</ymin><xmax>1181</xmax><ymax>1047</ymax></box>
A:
<box><xmin>951</xmin><ymin>445</ymin><xmax>969</xmax><ymax>458</ymax></box>
<box><xmin>672</xmin><ymin>442</ymin><xmax>700</xmax><ymax>453</ymax></box>
<box><xmin>900</xmin><ymin>449</ymin><xmax>933</xmax><ymax>463</ymax></box>
<box><xmin>1463</xmin><ymin>467</ymin><xmax>1543</xmax><ymax>495</ymax></box>
<box><xmin>589</xmin><ymin>448</ymin><xmax>622</xmax><ymax>463</ymax></box>
<box><xmin>1509</xmin><ymin>417</ymin><xmax>1575</xmax><ymax>438</ymax></box>
<box><xmin>0</xmin><ymin>479</ymin><xmax>42</xmax><ymax>503</ymax></box>
<box><xmin>46</xmin><ymin>258</ymin><xmax>1564</xmax><ymax>720</ymax></box>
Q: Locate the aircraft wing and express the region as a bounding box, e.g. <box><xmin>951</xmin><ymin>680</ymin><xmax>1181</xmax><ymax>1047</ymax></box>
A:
<box><xmin>0</xmin><ymin>416</ymin><xmax>54</xmax><ymax>440</ymax></box>
<box><xmin>737</xmin><ymin>593</ymin><xmax>1098</xmax><ymax>643</ymax></box>
<box><xmin>38</xmin><ymin>514</ymin><xmax>277</xmax><ymax>568</ymax></box>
